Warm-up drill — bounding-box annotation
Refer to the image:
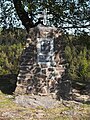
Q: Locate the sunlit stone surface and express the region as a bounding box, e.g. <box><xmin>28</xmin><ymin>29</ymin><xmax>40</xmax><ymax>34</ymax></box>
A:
<box><xmin>16</xmin><ymin>24</ymin><xmax>66</xmax><ymax>96</ymax></box>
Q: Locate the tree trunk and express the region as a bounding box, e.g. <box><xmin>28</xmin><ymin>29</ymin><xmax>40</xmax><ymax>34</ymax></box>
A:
<box><xmin>13</xmin><ymin>0</ymin><xmax>43</xmax><ymax>32</ymax></box>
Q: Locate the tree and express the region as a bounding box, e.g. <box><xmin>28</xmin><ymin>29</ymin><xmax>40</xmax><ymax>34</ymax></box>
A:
<box><xmin>0</xmin><ymin>0</ymin><xmax>22</xmax><ymax>29</ymax></box>
<box><xmin>65</xmin><ymin>35</ymin><xmax>90</xmax><ymax>81</ymax></box>
<box><xmin>0</xmin><ymin>0</ymin><xmax>90</xmax><ymax>33</ymax></box>
<box><xmin>12</xmin><ymin>0</ymin><xmax>90</xmax><ymax>33</ymax></box>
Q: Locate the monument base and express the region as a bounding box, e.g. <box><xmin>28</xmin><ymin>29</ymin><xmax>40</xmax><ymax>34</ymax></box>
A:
<box><xmin>16</xmin><ymin>25</ymin><xmax>66</xmax><ymax>96</ymax></box>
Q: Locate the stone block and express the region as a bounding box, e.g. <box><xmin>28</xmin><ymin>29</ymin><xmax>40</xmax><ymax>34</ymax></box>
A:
<box><xmin>16</xmin><ymin>25</ymin><xmax>66</xmax><ymax>96</ymax></box>
<box><xmin>48</xmin><ymin>68</ymin><xmax>54</xmax><ymax>71</ymax></box>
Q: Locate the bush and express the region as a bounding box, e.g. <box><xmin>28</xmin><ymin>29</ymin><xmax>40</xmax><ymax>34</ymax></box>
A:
<box><xmin>65</xmin><ymin>34</ymin><xmax>90</xmax><ymax>81</ymax></box>
<box><xmin>0</xmin><ymin>28</ymin><xmax>26</xmax><ymax>75</ymax></box>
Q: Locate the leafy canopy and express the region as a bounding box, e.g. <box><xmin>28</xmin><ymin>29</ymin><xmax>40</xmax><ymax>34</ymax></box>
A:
<box><xmin>0</xmin><ymin>0</ymin><xmax>90</xmax><ymax>33</ymax></box>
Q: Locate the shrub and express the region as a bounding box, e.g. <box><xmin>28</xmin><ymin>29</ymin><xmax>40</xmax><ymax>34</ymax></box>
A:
<box><xmin>0</xmin><ymin>28</ymin><xmax>26</xmax><ymax>75</ymax></box>
<box><xmin>65</xmin><ymin>34</ymin><xmax>90</xmax><ymax>81</ymax></box>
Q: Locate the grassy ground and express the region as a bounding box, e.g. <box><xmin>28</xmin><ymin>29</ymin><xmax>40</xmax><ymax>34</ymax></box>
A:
<box><xmin>0</xmin><ymin>91</ymin><xmax>90</xmax><ymax>120</ymax></box>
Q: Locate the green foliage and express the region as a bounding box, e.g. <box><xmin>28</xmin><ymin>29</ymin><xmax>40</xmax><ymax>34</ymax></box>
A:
<box><xmin>0</xmin><ymin>0</ymin><xmax>21</xmax><ymax>28</ymax></box>
<box><xmin>1</xmin><ymin>0</ymin><xmax>90</xmax><ymax>34</ymax></box>
<box><xmin>65</xmin><ymin>46</ymin><xmax>72</xmax><ymax>62</ymax></box>
<box><xmin>65</xmin><ymin>34</ymin><xmax>90</xmax><ymax>81</ymax></box>
<box><xmin>0</xmin><ymin>28</ymin><xmax>25</xmax><ymax>75</ymax></box>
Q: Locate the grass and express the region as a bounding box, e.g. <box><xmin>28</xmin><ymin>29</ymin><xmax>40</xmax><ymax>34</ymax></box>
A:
<box><xmin>0</xmin><ymin>91</ymin><xmax>90</xmax><ymax>120</ymax></box>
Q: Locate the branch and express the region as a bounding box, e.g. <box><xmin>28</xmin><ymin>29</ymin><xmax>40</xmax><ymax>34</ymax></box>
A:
<box><xmin>61</xmin><ymin>24</ymin><xmax>90</xmax><ymax>29</ymax></box>
<box><xmin>13</xmin><ymin>0</ymin><xmax>34</xmax><ymax>32</ymax></box>
<box><xmin>13</xmin><ymin>0</ymin><xmax>43</xmax><ymax>32</ymax></box>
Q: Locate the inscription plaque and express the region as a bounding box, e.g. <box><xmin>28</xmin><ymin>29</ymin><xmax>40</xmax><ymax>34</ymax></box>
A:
<box><xmin>37</xmin><ymin>38</ymin><xmax>54</xmax><ymax>65</ymax></box>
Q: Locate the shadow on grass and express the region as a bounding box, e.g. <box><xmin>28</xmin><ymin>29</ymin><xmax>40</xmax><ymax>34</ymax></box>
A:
<box><xmin>0</xmin><ymin>74</ymin><xmax>17</xmax><ymax>94</ymax></box>
<box><xmin>56</xmin><ymin>74</ymin><xmax>90</xmax><ymax>104</ymax></box>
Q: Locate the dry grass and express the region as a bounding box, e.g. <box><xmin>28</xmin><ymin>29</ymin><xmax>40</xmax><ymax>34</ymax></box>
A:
<box><xmin>0</xmin><ymin>91</ymin><xmax>90</xmax><ymax>120</ymax></box>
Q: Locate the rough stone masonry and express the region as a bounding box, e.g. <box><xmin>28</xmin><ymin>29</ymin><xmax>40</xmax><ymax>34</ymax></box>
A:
<box><xmin>15</xmin><ymin>24</ymin><xmax>66</xmax><ymax>97</ymax></box>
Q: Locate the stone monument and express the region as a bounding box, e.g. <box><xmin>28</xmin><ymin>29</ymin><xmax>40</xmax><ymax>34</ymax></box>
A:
<box><xmin>16</xmin><ymin>9</ymin><xmax>66</xmax><ymax>97</ymax></box>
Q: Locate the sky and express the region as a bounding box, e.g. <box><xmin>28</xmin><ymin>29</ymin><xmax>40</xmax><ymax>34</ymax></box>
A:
<box><xmin>0</xmin><ymin>0</ymin><xmax>90</xmax><ymax>34</ymax></box>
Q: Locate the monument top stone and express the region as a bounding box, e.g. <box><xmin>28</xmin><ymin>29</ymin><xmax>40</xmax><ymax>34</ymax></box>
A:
<box><xmin>16</xmin><ymin>8</ymin><xmax>65</xmax><ymax>97</ymax></box>
<box><xmin>37</xmin><ymin>8</ymin><xmax>53</xmax><ymax>26</ymax></box>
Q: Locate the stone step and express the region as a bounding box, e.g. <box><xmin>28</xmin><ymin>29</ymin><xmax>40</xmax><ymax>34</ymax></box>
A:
<box><xmin>21</xmin><ymin>54</ymin><xmax>33</xmax><ymax>58</ymax></box>
<box><xmin>58</xmin><ymin>65</ymin><xmax>65</xmax><ymax>68</ymax></box>
<box><xmin>19</xmin><ymin>68</ymin><xmax>32</xmax><ymax>72</ymax></box>
<box><xmin>21</xmin><ymin>56</ymin><xmax>34</xmax><ymax>60</ymax></box>
<box><xmin>58</xmin><ymin>69</ymin><xmax>65</xmax><ymax>73</ymax></box>
<box><xmin>20</xmin><ymin>58</ymin><xmax>33</xmax><ymax>62</ymax></box>
<box><xmin>22</xmin><ymin>60</ymin><xmax>34</xmax><ymax>64</ymax></box>
<box><xmin>17</xmin><ymin>76</ymin><xmax>31</xmax><ymax>81</ymax></box>
<box><xmin>20</xmin><ymin>62</ymin><xmax>34</xmax><ymax>66</ymax></box>
<box><xmin>19</xmin><ymin>65</ymin><xmax>33</xmax><ymax>69</ymax></box>
<box><xmin>25</xmin><ymin>45</ymin><xmax>35</xmax><ymax>49</ymax></box>
<box><xmin>21</xmin><ymin>53</ymin><xmax>34</xmax><ymax>57</ymax></box>
<box><xmin>19</xmin><ymin>70</ymin><xmax>30</xmax><ymax>74</ymax></box>
<box><xmin>23</xmin><ymin>52</ymin><xmax>34</xmax><ymax>56</ymax></box>
<box><xmin>60</xmin><ymin>60</ymin><xmax>66</xmax><ymax>64</ymax></box>
<box><xmin>18</xmin><ymin>73</ymin><xmax>32</xmax><ymax>77</ymax></box>
<box><xmin>24</xmin><ymin>47</ymin><xmax>35</xmax><ymax>50</ymax></box>
<box><xmin>17</xmin><ymin>75</ymin><xmax>26</xmax><ymax>80</ymax></box>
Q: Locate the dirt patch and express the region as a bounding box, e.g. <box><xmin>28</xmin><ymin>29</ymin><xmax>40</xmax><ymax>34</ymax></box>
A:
<box><xmin>0</xmin><ymin>92</ymin><xmax>90</xmax><ymax>120</ymax></box>
<box><xmin>15</xmin><ymin>95</ymin><xmax>60</xmax><ymax>108</ymax></box>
